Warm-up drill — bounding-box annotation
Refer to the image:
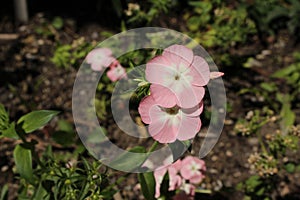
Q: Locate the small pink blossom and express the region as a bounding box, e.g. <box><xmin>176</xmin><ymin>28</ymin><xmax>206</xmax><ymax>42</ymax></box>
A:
<box><xmin>154</xmin><ymin>159</ymin><xmax>182</xmax><ymax>198</ymax></box>
<box><xmin>86</xmin><ymin>48</ymin><xmax>116</xmax><ymax>71</ymax></box>
<box><xmin>107</xmin><ymin>62</ymin><xmax>127</xmax><ymax>82</ymax></box>
<box><xmin>138</xmin><ymin>95</ymin><xmax>203</xmax><ymax>143</ymax></box>
<box><xmin>180</xmin><ymin>156</ymin><xmax>206</xmax><ymax>184</ymax></box>
<box><xmin>153</xmin><ymin>156</ymin><xmax>206</xmax><ymax>198</ymax></box>
<box><xmin>145</xmin><ymin>45</ymin><xmax>210</xmax><ymax>108</ymax></box>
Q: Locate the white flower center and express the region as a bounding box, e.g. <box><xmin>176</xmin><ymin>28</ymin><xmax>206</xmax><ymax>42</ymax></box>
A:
<box><xmin>189</xmin><ymin>161</ymin><xmax>200</xmax><ymax>175</ymax></box>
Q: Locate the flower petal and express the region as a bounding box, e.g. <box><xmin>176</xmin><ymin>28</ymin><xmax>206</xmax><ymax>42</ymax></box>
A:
<box><xmin>146</xmin><ymin>55</ymin><xmax>177</xmax><ymax>85</ymax></box>
<box><xmin>189</xmin><ymin>173</ymin><xmax>205</xmax><ymax>184</ymax></box>
<box><xmin>180</xmin><ymin>156</ymin><xmax>194</xmax><ymax>179</ymax></box>
<box><xmin>169</xmin><ymin>175</ymin><xmax>182</xmax><ymax>191</ymax></box>
<box><xmin>107</xmin><ymin>64</ymin><xmax>127</xmax><ymax>82</ymax></box>
<box><xmin>189</xmin><ymin>56</ymin><xmax>210</xmax><ymax>86</ymax></box>
<box><xmin>210</xmin><ymin>71</ymin><xmax>224</xmax><ymax>79</ymax></box>
<box><xmin>101</xmin><ymin>56</ymin><xmax>116</xmax><ymax>68</ymax></box>
<box><xmin>150</xmin><ymin>84</ymin><xmax>177</xmax><ymax>108</ymax></box>
<box><xmin>173</xmin><ymin>84</ymin><xmax>205</xmax><ymax>109</ymax></box>
<box><xmin>168</xmin><ymin>159</ymin><xmax>182</xmax><ymax>191</ymax></box>
<box><xmin>163</xmin><ymin>45</ymin><xmax>194</xmax><ymax>68</ymax></box>
<box><xmin>180</xmin><ymin>156</ymin><xmax>206</xmax><ymax>184</ymax></box>
<box><xmin>86</xmin><ymin>48</ymin><xmax>114</xmax><ymax>71</ymax></box>
<box><xmin>138</xmin><ymin>95</ymin><xmax>156</xmax><ymax>124</ymax></box>
<box><xmin>182</xmin><ymin>101</ymin><xmax>204</xmax><ymax>116</ymax></box>
<box><xmin>176</xmin><ymin>114</ymin><xmax>201</xmax><ymax>141</ymax></box>
<box><xmin>154</xmin><ymin>167</ymin><xmax>168</xmax><ymax>198</ymax></box>
<box><xmin>149</xmin><ymin>114</ymin><xmax>180</xmax><ymax>143</ymax></box>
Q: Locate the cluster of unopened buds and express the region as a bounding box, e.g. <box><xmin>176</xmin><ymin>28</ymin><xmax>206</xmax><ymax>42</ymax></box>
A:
<box><xmin>154</xmin><ymin>156</ymin><xmax>206</xmax><ymax>198</ymax></box>
<box><xmin>290</xmin><ymin>125</ymin><xmax>300</xmax><ymax>137</ymax></box>
<box><xmin>234</xmin><ymin>122</ymin><xmax>251</xmax><ymax>136</ymax></box>
<box><xmin>124</xmin><ymin>3</ymin><xmax>140</xmax><ymax>16</ymax></box>
<box><xmin>248</xmin><ymin>153</ymin><xmax>278</xmax><ymax>177</ymax></box>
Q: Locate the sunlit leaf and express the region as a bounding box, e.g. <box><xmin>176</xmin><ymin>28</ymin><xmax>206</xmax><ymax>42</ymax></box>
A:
<box><xmin>17</xmin><ymin>110</ymin><xmax>60</xmax><ymax>133</ymax></box>
<box><xmin>13</xmin><ymin>145</ymin><xmax>34</xmax><ymax>183</ymax></box>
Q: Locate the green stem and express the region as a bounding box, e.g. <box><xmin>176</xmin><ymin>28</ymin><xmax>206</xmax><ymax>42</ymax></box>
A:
<box><xmin>104</xmin><ymin>173</ymin><xmax>131</xmax><ymax>191</ymax></box>
<box><xmin>16</xmin><ymin>126</ymin><xmax>44</xmax><ymax>168</ymax></box>
<box><xmin>194</xmin><ymin>188</ymin><xmax>212</xmax><ymax>194</ymax></box>
<box><xmin>257</xmin><ymin>131</ymin><xmax>267</xmax><ymax>154</ymax></box>
<box><xmin>148</xmin><ymin>141</ymin><xmax>158</xmax><ymax>153</ymax></box>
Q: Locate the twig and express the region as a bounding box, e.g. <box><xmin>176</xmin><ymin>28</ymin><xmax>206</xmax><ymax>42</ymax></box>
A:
<box><xmin>0</xmin><ymin>34</ymin><xmax>19</xmax><ymax>40</ymax></box>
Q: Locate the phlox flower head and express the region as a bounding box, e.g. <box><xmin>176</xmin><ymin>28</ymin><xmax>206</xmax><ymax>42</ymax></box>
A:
<box><xmin>138</xmin><ymin>95</ymin><xmax>203</xmax><ymax>144</ymax></box>
<box><xmin>180</xmin><ymin>156</ymin><xmax>206</xmax><ymax>184</ymax></box>
<box><xmin>153</xmin><ymin>156</ymin><xmax>206</xmax><ymax>198</ymax></box>
<box><xmin>145</xmin><ymin>44</ymin><xmax>210</xmax><ymax>109</ymax></box>
<box><xmin>107</xmin><ymin>61</ymin><xmax>127</xmax><ymax>82</ymax></box>
<box><xmin>86</xmin><ymin>48</ymin><xmax>116</xmax><ymax>71</ymax></box>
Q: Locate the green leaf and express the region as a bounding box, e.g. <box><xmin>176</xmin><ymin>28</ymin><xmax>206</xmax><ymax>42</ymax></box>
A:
<box><xmin>13</xmin><ymin>144</ymin><xmax>34</xmax><ymax>183</ymax></box>
<box><xmin>0</xmin><ymin>104</ymin><xmax>10</xmax><ymax>132</ymax></box>
<box><xmin>236</xmin><ymin>182</ymin><xmax>244</xmax><ymax>191</ymax></box>
<box><xmin>2</xmin><ymin>122</ymin><xmax>18</xmax><ymax>139</ymax></box>
<box><xmin>279</xmin><ymin>95</ymin><xmax>295</xmax><ymax>129</ymax></box>
<box><xmin>52</xmin><ymin>130</ymin><xmax>75</xmax><ymax>147</ymax></box>
<box><xmin>272</xmin><ymin>65</ymin><xmax>296</xmax><ymax>78</ymax></box>
<box><xmin>245</xmin><ymin>175</ymin><xmax>262</xmax><ymax>191</ymax></box>
<box><xmin>138</xmin><ymin>172</ymin><xmax>155</xmax><ymax>200</ymax></box>
<box><xmin>57</xmin><ymin>120</ymin><xmax>73</xmax><ymax>132</ymax></box>
<box><xmin>260</xmin><ymin>82</ymin><xmax>277</xmax><ymax>92</ymax></box>
<box><xmin>255</xmin><ymin>186</ymin><xmax>265</xmax><ymax>196</ymax></box>
<box><xmin>0</xmin><ymin>184</ymin><xmax>8</xmax><ymax>200</ymax></box>
<box><xmin>52</xmin><ymin>17</ymin><xmax>63</xmax><ymax>29</ymax></box>
<box><xmin>52</xmin><ymin>120</ymin><xmax>75</xmax><ymax>146</ymax></box>
<box><xmin>285</xmin><ymin>163</ymin><xmax>296</xmax><ymax>173</ymax></box>
<box><xmin>33</xmin><ymin>183</ymin><xmax>48</xmax><ymax>200</ymax></box>
<box><xmin>108</xmin><ymin>146</ymin><xmax>147</xmax><ymax>172</ymax></box>
<box><xmin>86</xmin><ymin>127</ymin><xmax>108</xmax><ymax>144</ymax></box>
<box><xmin>168</xmin><ymin>140</ymin><xmax>191</xmax><ymax>160</ymax></box>
<box><xmin>17</xmin><ymin>110</ymin><xmax>60</xmax><ymax>133</ymax></box>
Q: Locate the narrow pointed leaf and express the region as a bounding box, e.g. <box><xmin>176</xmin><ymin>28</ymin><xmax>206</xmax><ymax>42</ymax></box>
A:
<box><xmin>138</xmin><ymin>172</ymin><xmax>155</xmax><ymax>200</ymax></box>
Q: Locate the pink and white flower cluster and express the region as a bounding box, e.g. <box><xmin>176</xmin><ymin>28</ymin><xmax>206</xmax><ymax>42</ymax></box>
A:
<box><xmin>138</xmin><ymin>44</ymin><xmax>223</xmax><ymax>143</ymax></box>
<box><xmin>86</xmin><ymin>48</ymin><xmax>126</xmax><ymax>82</ymax></box>
<box><xmin>154</xmin><ymin>156</ymin><xmax>206</xmax><ymax>198</ymax></box>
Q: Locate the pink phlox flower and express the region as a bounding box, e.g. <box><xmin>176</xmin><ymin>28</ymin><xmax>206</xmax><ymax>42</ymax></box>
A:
<box><xmin>153</xmin><ymin>156</ymin><xmax>207</xmax><ymax>198</ymax></box>
<box><xmin>180</xmin><ymin>156</ymin><xmax>206</xmax><ymax>184</ymax></box>
<box><xmin>138</xmin><ymin>95</ymin><xmax>203</xmax><ymax>143</ymax></box>
<box><xmin>107</xmin><ymin>61</ymin><xmax>127</xmax><ymax>82</ymax></box>
<box><xmin>86</xmin><ymin>48</ymin><xmax>116</xmax><ymax>71</ymax></box>
<box><xmin>145</xmin><ymin>44</ymin><xmax>210</xmax><ymax>108</ymax></box>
